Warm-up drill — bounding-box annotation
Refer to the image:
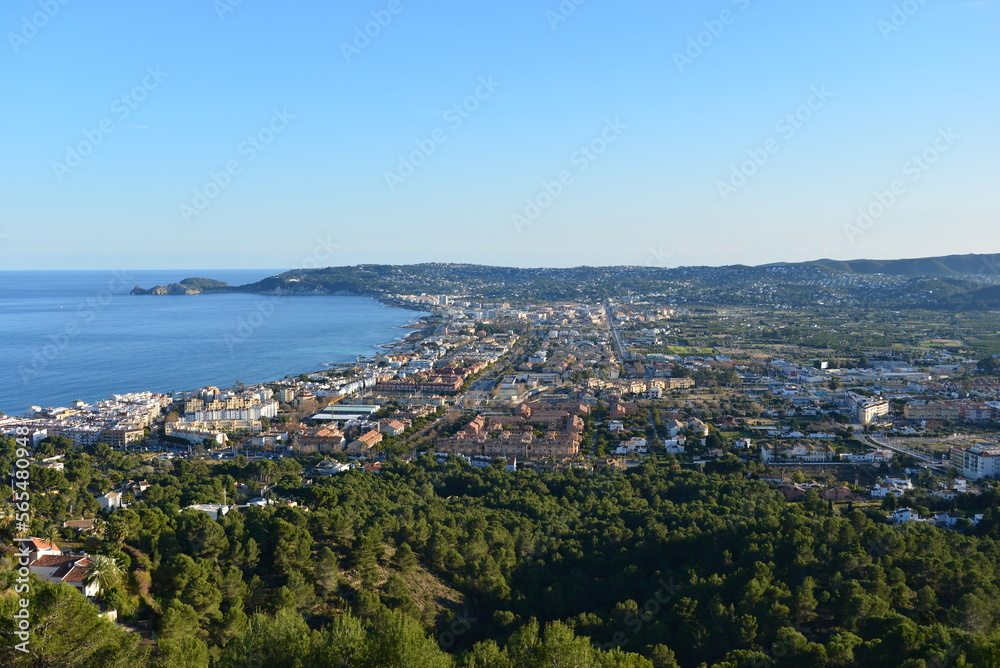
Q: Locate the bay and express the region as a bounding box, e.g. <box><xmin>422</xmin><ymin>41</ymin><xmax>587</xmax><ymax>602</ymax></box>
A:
<box><xmin>0</xmin><ymin>270</ymin><xmax>425</xmax><ymax>416</ymax></box>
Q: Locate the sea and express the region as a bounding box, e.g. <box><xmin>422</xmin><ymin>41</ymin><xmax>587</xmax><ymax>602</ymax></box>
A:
<box><xmin>0</xmin><ymin>270</ymin><xmax>427</xmax><ymax>416</ymax></box>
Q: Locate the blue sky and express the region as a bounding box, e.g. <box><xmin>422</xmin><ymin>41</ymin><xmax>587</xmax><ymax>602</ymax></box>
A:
<box><xmin>1</xmin><ymin>0</ymin><xmax>997</xmax><ymax>270</ymax></box>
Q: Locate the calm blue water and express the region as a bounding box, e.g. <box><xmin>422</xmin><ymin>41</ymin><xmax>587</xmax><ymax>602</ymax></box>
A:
<box><xmin>0</xmin><ymin>270</ymin><xmax>426</xmax><ymax>416</ymax></box>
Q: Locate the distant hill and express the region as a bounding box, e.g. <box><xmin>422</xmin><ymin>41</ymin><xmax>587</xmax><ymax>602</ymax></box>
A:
<box><xmin>770</xmin><ymin>253</ymin><xmax>1000</xmax><ymax>277</ymax></box>
<box><xmin>129</xmin><ymin>253</ymin><xmax>1000</xmax><ymax>309</ymax></box>
<box><xmin>940</xmin><ymin>284</ymin><xmax>1000</xmax><ymax>310</ymax></box>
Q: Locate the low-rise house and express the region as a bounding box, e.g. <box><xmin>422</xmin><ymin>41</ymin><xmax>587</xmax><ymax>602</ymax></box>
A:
<box><xmin>840</xmin><ymin>450</ymin><xmax>893</xmax><ymax>464</ymax></box>
<box><xmin>24</xmin><ymin>537</ymin><xmax>61</xmax><ymax>563</ymax></box>
<box><xmin>760</xmin><ymin>442</ymin><xmax>835</xmax><ymax>463</ymax></box>
<box><xmin>29</xmin><ymin>553</ymin><xmax>98</xmax><ymax>597</ymax></box>
<box><xmin>871</xmin><ymin>480</ymin><xmax>912</xmax><ymax>498</ymax></box>
<box><xmin>62</xmin><ymin>519</ymin><xmax>96</xmax><ymax>533</ymax></box>
<box><xmin>891</xmin><ymin>507</ymin><xmax>922</xmax><ymax>523</ymax></box>
<box><xmin>664</xmin><ymin>420</ymin><xmax>686</xmax><ymax>437</ymax></box>
<box><xmin>820</xmin><ymin>486</ymin><xmax>858</xmax><ymax>501</ymax></box>
<box><xmin>378</xmin><ymin>419</ymin><xmax>408</xmax><ymax>437</ymax></box>
<box><xmin>35</xmin><ymin>456</ymin><xmax>65</xmax><ymax>472</ymax></box>
<box><xmin>614</xmin><ymin>437</ymin><xmax>648</xmax><ymax>455</ymax></box>
<box><xmin>663</xmin><ymin>441</ymin><xmax>685</xmax><ymax>455</ymax></box>
<box><xmin>687</xmin><ymin>418</ymin><xmax>709</xmax><ymax>437</ymax></box>
<box><xmin>296</xmin><ymin>426</ymin><xmax>346</xmax><ymax>453</ymax></box>
<box><xmin>116</xmin><ymin>479</ymin><xmax>151</xmax><ymax>497</ymax></box>
<box><xmin>781</xmin><ymin>484</ymin><xmax>807</xmax><ymax>501</ymax></box>
<box><xmin>347</xmin><ymin>429</ymin><xmax>383</xmax><ymax>455</ymax></box>
<box><xmin>185</xmin><ymin>504</ymin><xmax>230</xmax><ymax>521</ymax></box>
<box><xmin>934</xmin><ymin>512</ymin><xmax>967</xmax><ymax>528</ymax></box>
<box><xmin>250</xmin><ymin>431</ymin><xmax>289</xmax><ymax>449</ymax></box>
<box><xmin>96</xmin><ymin>491</ymin><xmax>123</xmax><ymax>511</ymax></box>
<box><xmin>314</xmin><ymin>461</ymin><xmax>352</xmax><ymax>476</ymax></box>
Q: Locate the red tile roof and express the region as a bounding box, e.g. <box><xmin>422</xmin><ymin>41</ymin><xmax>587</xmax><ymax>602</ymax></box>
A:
<box><xmin>30</xmin><ymin>555</ymin><xmax>93</xmax><ymax>582</ymax></box>
<box><xmin>28</xmin><ymin>537</ymin><xmax>60</xmax><ymax>551</ymax></box>
<box><xmin>31</xmin><ymin>554</ymin><xmax>75</xmax><ymax>567</ymax></box>
<box><xmin>62</xmin><ymin>564</ymin><xmax>91</xmax><ymax>583</ymax></box>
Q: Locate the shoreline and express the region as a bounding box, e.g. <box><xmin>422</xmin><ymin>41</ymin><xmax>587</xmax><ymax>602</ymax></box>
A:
<box><xmin>1</xmin><ymin>294</ymin><xmax>434</xmax><ymax>417</ymax></box>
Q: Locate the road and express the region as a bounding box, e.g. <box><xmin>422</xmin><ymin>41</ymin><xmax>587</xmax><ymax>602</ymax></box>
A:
<box><xmin>605</xmin><ymin>301</ymin><xmax>632</xmax><ymax>363</ymax></box>
<box><xmin>855</xmin><ymin>428</ymin><xmax>948</xmax><ymax>470</ymax></box>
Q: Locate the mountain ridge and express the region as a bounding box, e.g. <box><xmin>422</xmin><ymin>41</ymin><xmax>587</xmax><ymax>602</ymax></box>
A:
<box><xmin>129</xmin><ymin>252</ymin><xmax>1000</xmax><ymax>309</ymax></box>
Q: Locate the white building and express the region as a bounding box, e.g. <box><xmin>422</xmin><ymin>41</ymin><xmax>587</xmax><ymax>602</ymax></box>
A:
<box><xmin>950</xmin><ymin>445</ymin><xmax>1000</xmax><ymax>481</ymax></box>
<box><xmin>891</xmin><ymin>507</ymin><xmax>922</xmax><ymax>523</ymax></box>
<box><xmin>96</xmin><ymin>491</ymin><xmax>123</xmax><ymax>511</ymax></box>
<box><xmin>850</xmin><ymin>394</ymin><xmax>890</xmax><ymax>425</ymax></box>
<box><xmin>614</xmin><ymin>437</ymin><xmax>648</xmax><ymax>455</ymax></box>
<box><xmin>760</xmin><ymin>442</ymin><xmax>834</xmax><ymax>463</ymax></box>
<box><xmin>185</xmin><ymin>504</ymin><xmax>230</xmax><ymax>521</ymax></box>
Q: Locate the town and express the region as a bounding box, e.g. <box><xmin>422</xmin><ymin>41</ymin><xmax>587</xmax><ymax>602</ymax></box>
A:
<box><xmin>6</xmin><ymin>294</ymin><xmax>1000</xmax><ymax>535</ymax></box>
<box><xmin>6</xmin><ymin>287</ymin><xmax>1000</xmax><ymax>665</ymax></box>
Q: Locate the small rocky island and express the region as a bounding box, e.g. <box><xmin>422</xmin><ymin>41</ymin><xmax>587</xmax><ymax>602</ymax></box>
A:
<box><xmin>130</xmin><ymin>277</ymin><xmax>232</xmax><ymax>295</ymax></box>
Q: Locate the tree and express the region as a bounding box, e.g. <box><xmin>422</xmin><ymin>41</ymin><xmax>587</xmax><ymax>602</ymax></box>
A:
<box><xmin>85</xmin><ymin>554</ymin><xmax>124</xmax><ymax>592</ymax></box>
<box><xmin>216</xmin><ymin>609</ymin><xmax>318</xmax><ymax>668</ymax></box>
<box><xmin>107</xmin><ymin>508</ymin><xmax>140</xmax><ymax>545</ymax></box>
<box><xmin>157</xmin><ymin>636</ymin><xmax>210</xmax><ymax>668</ymax></box>
<box><xmin>42</xmin><ymin>523</ymin><xmax>62</xmax><ymax>548</ymax></box>
<box><xmin>0</xmin><ymin>579</ymin><xmax>150</xmax><ymax>667</ymax></box>
<box><xmin>175</xmin><ymin>509</ymin><xmax>229</xmax><ymax>560</ymax></box>
<box><xmin>272</xmin><ymin>519</ymin><xmax>313</xmax><ymax>578</ymax></box>
<box><xmin>313</xmin><ymin>546</ymin><xmax>340</xmax><ymax>598</ymax></box>
<box><xmin>273</xmin><ymin>571</ymin><xmax>316</xmax><ymax>614</ymax></box>
<box><xmin>351</xmin><ymin>531</ymin><xmax>382</xmax><ymax>586</ymax></box>
<box><xmin>392</xmin><ymin>543</ymin><xmax>418</xmax><ymax>573</ymax></box>
<box><xmin>157</xmin><ymin>599</ymin><xmax>203</xmax><ymax>642</ymax></box>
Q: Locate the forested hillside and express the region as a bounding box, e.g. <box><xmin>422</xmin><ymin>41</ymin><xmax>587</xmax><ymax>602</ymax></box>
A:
<box><xmin>130</xmin><ymin>253</ymin><xmax>1000</xmax><ymax>309</ymax></box>
<box><xmin>4</xmin><ymin>437</ymin><xmax>1000</xmax><ymax>666</ymax></box>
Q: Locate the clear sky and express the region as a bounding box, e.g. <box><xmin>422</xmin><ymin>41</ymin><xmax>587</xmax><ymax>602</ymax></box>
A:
<box><xmin>1</xmin><ymin>0</ymin><xmax>997</xmax><ymax>270</ymax></box>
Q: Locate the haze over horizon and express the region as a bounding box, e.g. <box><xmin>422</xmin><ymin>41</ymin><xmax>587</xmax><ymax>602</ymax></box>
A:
<box><xmin>3</xmin><ymin>0</ymin><xmax>998</xmax><ymax>271</ymax></box>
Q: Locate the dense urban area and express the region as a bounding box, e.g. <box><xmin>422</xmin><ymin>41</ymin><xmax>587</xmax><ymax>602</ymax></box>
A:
<box><xmin>7</xmin><ymin>256</ymin><xmax>1000</xmax><ymax>666</ymax></box>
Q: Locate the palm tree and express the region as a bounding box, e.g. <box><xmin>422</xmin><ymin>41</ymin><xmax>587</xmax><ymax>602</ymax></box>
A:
<box><xmin>92</xmin><ymin>517</ymin><xmax>107</xmax><ymax>539</ymax></box>
<box><xmin>106</xmin><ymin>513</ymin><xmax>133</xmax><ymax>545</ymax></box>
<box><xmin>42</xmin><ymin>524</ymin><xmax>61</xmax><ymax>549</ymax></box>
<box><xmin>84</xmin><ymin>554</ymin><xmax>123</xmax><ymax>592</ymax></box>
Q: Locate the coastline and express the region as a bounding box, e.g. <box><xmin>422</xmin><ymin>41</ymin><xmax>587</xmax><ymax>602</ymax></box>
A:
<box><xmin>1</xmin><ymin>284</ymin><xmax>432</xmax><ymax>416</ymax></box>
